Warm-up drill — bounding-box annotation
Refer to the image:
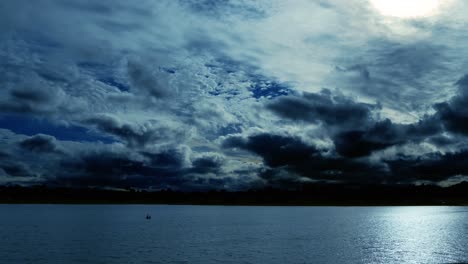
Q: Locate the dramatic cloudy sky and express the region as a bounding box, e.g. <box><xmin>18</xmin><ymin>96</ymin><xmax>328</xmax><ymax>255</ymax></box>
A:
<box><xmin>1</xmin><ymin>0</ymin><xmax>468</xmax><ymax>190</ymax></box>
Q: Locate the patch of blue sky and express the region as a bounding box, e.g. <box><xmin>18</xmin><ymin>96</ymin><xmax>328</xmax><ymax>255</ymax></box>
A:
<box><xmin>98</xmin><ymin>77</ymin><xmax>130</xmax><ymax>92</ymax></box>
<box><xmin>0</xmin><ymin>115</ymin><xmax>115</xmax><ymax>143</ymax></box>
<box><xmin>249</xmin><ymin>80</ymin><xmax>291</xmax><ymax>99</ymax></box>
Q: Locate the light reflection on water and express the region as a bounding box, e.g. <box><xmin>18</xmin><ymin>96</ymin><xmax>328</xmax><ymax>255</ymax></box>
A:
<box><xmin>365</xmin><ymin>207</ymin><xmax>468</xmax><ymax>263</ymax></box>
<box><xmin>0</xmin><ymin>205</ymin><xmax>467</xmax><ymax>264</ymax></box>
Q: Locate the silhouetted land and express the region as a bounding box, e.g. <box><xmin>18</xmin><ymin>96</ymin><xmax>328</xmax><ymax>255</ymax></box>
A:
<box><xmin>1</xmin><ymin>183</ymin><xmax>468</xmax><ymax>205</ymax></box>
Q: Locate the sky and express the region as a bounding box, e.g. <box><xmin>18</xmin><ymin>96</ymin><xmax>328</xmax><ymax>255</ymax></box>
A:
<box><xmin>1</xmin><ymin>0</ymin><xmax>468</xmax><ymax>190</ymax></box>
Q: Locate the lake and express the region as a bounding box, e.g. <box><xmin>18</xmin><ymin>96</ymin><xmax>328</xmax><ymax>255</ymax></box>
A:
<box><xmin>0</xmin><ymin>205</ymin><xmax>467</xmax><ymax>263</ymax></box>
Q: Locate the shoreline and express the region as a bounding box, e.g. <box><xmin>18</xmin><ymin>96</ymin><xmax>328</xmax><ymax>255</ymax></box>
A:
<box><xmin>2</xmin><ymin>183</ymin><xmax>467</xmax><ymax>206</ymax></box>
<box><xmin>2</xmin><ymin>201</ymin><xmax>468</xmax><ymax>206</ymax></box>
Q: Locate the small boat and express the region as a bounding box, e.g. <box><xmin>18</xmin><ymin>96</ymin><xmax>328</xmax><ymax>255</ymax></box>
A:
<box><xmin>146</xmin><ymin>214</ymin><xmax>152</xmax><ymax>220</ymax></box>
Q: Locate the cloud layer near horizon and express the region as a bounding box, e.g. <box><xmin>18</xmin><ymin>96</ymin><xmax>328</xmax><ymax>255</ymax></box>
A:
<box><xmin>1</xmin><ymin>0</ymin><xmax>468</xmax><ymax>190</ymax></box>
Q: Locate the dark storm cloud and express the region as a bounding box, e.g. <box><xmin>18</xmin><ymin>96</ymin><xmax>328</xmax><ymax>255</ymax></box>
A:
<box><xmin>142</xmin><ymin>149</ymin><xmax>187</xmax><ymax>169</ymax></box>
<box><xmin>266</xmin><ymin>91</ymin><xmax>371</xmax><ymax>157</ymax></box>
<box><xmin>184</xmin><ymin>0</ymin><xmax>267</xmax><ymax>19</ymax></box>
<box><xmin>223</xmin><ymin>133</ymin><xmax>323</xmax><ymax>168</ymax></box>
<box><xmin>19</xmin><ymin>134</ymin><xmax>58</xmax><ymax>153</ymax></box>
<box><xmin>267</xmin><ymin>90</ymin><xmax>376</xmax><ymax>129</ymax></box>
<box><xmin>190</xmin><ymin>154</ymin><xmax>225</xmax><ymax>174</ymax></box>
<box><xmin>56</xmin><ymin>152</ymin><xmax>158</xmax><ymax>187</ymax></box>
<box><xmin>241</xmin><ymin>76</ymin><xmax>468</xmax><ymax>183</ymax></box>
<box><xmin>143</xmin><ymin>148</ymin><xmax>224</xmax><ymax>176</ymax></box>
<box><xmin>0</xmin><ymin>85</ymin><xmax>68</xmax><ymax>115</ymax></box>
<box><xmin>333</xmin><ymin>130</ymin><xmax>393</xmax><ymax>158</ymax></box>
<box><xmin>0</xmin><ymin>128</ymin><xmax>225</xmax><ymax>189</ymax></box>
<box><xmin>0</xmin><ymin>128</ymin><xmax>234</xmax><ymax>190</ymax></box>
<box><xmin>0</xmin><ymin>151</ymin><xmax>9</xmax><ymax>158</ymax></box>
<box><xmin>267</xmin><ymin>90</ymin><xmax>444</xmax><ymax>158</ymax></box>
<box><xmin>435</xmin><ymin>74</ymin><xmax>468</xmax><ymax>136</ymax></box>
<box><xmin>222</xmin><ymin>130</ymin><xmax>468</xmax><ymax>186</ymax></box>
<box><xmin>52</xmin><ymin>145</ymin><xmax>194</xmax><ymax>188</ymax></box>
<box><xmin>223</xmin><ymin>133</ymin><xmax>385</xmax><ymax>184</ymax></box>
<box><xmin>10</xmin><ymin>88</ymin><xmax>53</xmax><ymax>103</ymax></box>
<box><xmin>387</xmin><ymin>150</ymin><xmax>468</xmax><ymax>182</ymax></box>
<box><xmin>84</xmin><ymin>115</ymin><xmax>185</xmax><ymax>148</ymax></box>
<box><xmin>1</xmin><ymin>163</ymin><xmax>33</xmax><ymax>178</ymax></box>
<box><xmin>63</xmin><ymin>152</ymin><xmax>152</xmax><ymax>178</ymax></box>
<box><xmin>55</xmin><ymin>147</ymin><xmax>228</xmax><ymax>189</ymax></box>
<box><xmin>334</xmin><ymin>118</ymin><xmax>442</xmax><ymax>157</ymax></box>
<box><xmin>84</xmin><ymin>115</ymin><xmax>155</xmax><ymax>147</ymax></box>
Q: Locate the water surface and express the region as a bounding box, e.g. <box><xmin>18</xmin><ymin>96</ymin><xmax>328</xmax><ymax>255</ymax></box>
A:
<box><xmin>0</xmin><ymin>205</ymin><xmax>467</xmax><ymax>263</ymax></box>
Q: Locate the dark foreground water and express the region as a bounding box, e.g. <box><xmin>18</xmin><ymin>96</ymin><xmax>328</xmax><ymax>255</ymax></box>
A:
<box><xmin>0</xmin><ymin>205</ymin><xmax>467</xmax><ymax>264</ymax></box>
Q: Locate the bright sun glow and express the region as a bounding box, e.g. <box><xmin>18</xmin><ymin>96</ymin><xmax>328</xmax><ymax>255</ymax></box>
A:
<box><xmin>370</xmin><ymin>0</ymin><xmax>441</xmax><ymax>18</ymax></box>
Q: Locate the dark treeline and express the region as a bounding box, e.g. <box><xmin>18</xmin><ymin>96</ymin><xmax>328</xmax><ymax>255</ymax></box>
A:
<box><xmin>1</xmin><ymin>182</ymin><xmax>468</xmax><ymax>205</ymax></box>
